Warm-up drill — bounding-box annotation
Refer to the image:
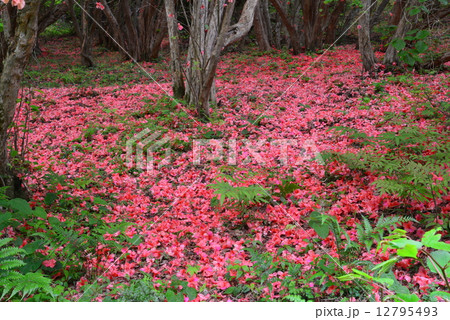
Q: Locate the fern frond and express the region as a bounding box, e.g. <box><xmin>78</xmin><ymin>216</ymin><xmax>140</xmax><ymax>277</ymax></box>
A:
<box><xmin>0</xmin><ymin>247</ymin><xmax>25</xmax><ymax>259</ymax></box>
<box><xmin>284</xmin><ymin>294</ymin><xmax>306</xmax><ymax>302</ymax></box>
<box><xmin>1</xmin><ymin>272</ymin><xmax>52</xmax><ymax>301</ymax></box>
<box><xmin>0</xmin><ymin>259</ymin><xmax>26</xmax><ymax>271</ymax></box>
<box><xmin>0</xmin><ymin>238</ymin><xmax>13</xmax><ymax>248</ymax></box>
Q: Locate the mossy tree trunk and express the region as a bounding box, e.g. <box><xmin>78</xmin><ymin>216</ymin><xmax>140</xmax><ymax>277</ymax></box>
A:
<box><xmin>0</xmin><ymin>0</ymin><xmax>41</xmax><ymax>198</ymax></box>
<box><xmin>185</xmin><ymin>0</ymin><xmax>259</xmax><ymax>118</ymax></box>
<box><xmin>358</xmin><ymin>0</ymin><xmax>376</xmax><ymax>73</ymax></box>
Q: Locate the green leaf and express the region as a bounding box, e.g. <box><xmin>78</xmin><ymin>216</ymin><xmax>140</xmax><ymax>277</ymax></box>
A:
<box><xmin>309</xmin><ymin>221</ymin><xmax>330</xmax><ymax>238</ymax></box>
<box><xmin>44</xmin><ymin>192</ymin><xmax>58</xmax><ymax>206</ymax></box>
<box><xmin>422</xmin><ymin>229</ymin><xmax>450</xmax><ymax>251</ymax></box>
<box><xmin>415</xmin><ymin>40</ymin><xmax>428</xmax><ymax>53</ymax></box>
<box><xmin>22</xmin><ymin>240</ymin><xmax>45</xmax><ymax>255</ymax></box>
<box><xmin>394</xmin><ymin>293</ymin><xmax>420</xmax><ymax>302</ymax></box>
<box><xmin>224</xmin><ymin>286</ymin><xmax>237</xmax><ymax>294</ymax></box>
<box><xmin>0</xmin><ymin>212</ymin><xmax>12</xmax><ymax>226</ymax></box>
<box><xmin>408</xmin><ymin>6</ymin><xmax>421</xmax><ymax>15</ymax></box>
<box><xmin>8</xmin><ymin>198</ymin><xmax>33</xmax><ymax>217</ymax></box>
<box><xmin>426</xmin><ymin>250</ymin><xmax>450</xmax><ymax>276</ymax></box>
<box><xmin>352</xmin><ymin>269</ymin><xmax>373</xmax><ymax>279</ymax></box>
<box><xmin>398</xmin><ymin>51</ymin><xmax>417</xmax><ymax>66</ymax></box>
<box><xmin>389</xmin><ymin>238</ymin><xmax>423</xmax><ymax>250</ymax></box>
<box><xmin>0</xmin><ymin>247</ymin><xmax>24</xmax><ymax>259</ymax></box>
<box><xmin>48</xmin><ymin>217</ymin><xmax>61</xmax><ymax>227</ymax></box>
<box><xmin>308</xmin><ymin>212</ymin><xmax>331</xmax><ymax>238</ymax></box>
<box><xmin>175</xmin><ymin>292</ymin><xmax>184</xmax><ymax>302</ymax></box>
<box><xmin>337</xmin><ymin>274</ymin><xmax>360</xmax><ymax>282</ymax></box>
<box><xmin>397</xmin><ymin>244</ymin><xmax>418</xmax><ymax>258</ymax></box>
<box><xmin>0</xmin><ymin>238</ymin><xmax>13</xmax><ymax>248</ymax></box>
<box><xmin>129</xmin><ymin>234</ymin><xmax>142</xmax><ymax>245</ymax></box>
<box><xmin>415</xmin><ymin>30</ymin><xmax>430</xmax><ymax>40</ymax></box>
<box><xmin>165</xmin><ymin>289</ymin><xmax>177</xmax><ymax>302</ymax></box>
<box><xmin>0</xmin><ymin>259</ymin><xmax>26</xmax><ymax>270</ymax></box>
<box><xmin>422</xmin><ymin>228</ymin><xmax>441</xmax><ymax>244</ymax></box>
<box><xmin>374</xmin><ymin>277</ymin><xmax>394</xmax><ymax>286</ymax></box>
<box><xmin>93</xmin><ymin>197</ymin><xmax>107</xmax><ymax>205</ymax></box>
<box><xmin>372</xmin><ymin>258</ymin><xmax>398</xmax><ymax>275</ymax></box>
<box><xmin>187</xmin><ymin>265</ymin><xmax>201</xmax><ymax>276</ymax></box>
<box><xmin>184</xmin><ymin>287</ymin><xmax>197</xmax><ymax>300</ymax></box>
<box><xmin>429</xmin><ymin>291</ymin><xmax>450</xmax><ymax>301</ymax></box>
<box><xmin>391</xmin><ymin>38</ymin><xmax>406</xmax><ymax>51</ymax></box>
<box><xmin>33</xmin><ymin>207</ymin><xmax>47</xmax><ymax>219</ymax></box>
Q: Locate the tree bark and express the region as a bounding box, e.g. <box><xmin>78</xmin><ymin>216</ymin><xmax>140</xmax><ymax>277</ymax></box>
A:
<box><xmin>138</xmin><ymin>0</ymin><xmax>166</xmax><ymax>61</ymax></box>
<box><xmin>120</xmin><ymin>0</ymin><xmax>140</xmax><ymax>60</ymax></box>
<box><xmin>0</xmin><ymin>33</ymin><xmax>7</xmax><ymax>73</ymax></box>
<box><xmin>421</xmin><ymin>52</ymin><xmax>450</xmax><ymax>69</ymax></box>
<box><xmin>81</xmin><ymin>0</ymin><xmax>95</xmax><ymax>67</ymax></box>
<box><xmin>0</xmin><ymin>0</ymin><xmax>41</xmax><ymax>197</ymax></box>
<box><xmin>260</xmin><ymin>0</ymin><xmax>274</xmax><ymax>46</ymax></box>
<box><xmin>164</xmin><ymin>0</ymin><xmax>185</xmax><ymax>99</ymax></box>
<box><xmin>223</xmin><ymin>0</ymin><xmax>259</xmax><ymax>47</ymax></box>
<box><xmin>67</xmin><ymin>0</ymin><xmax>83</xmax><ymax>43</ymax></box>
<box><xmin>358</xmin><ymin>0</ymin><xmax>376</xmax><ymax>73</ymax></box>
<box><xmin>184</xmin><ymin>0</ymin><xmax>258</xmax><ymax>118</ymax></box>
<box><xmin>100</xmin><ymin>0</ymin><xmax>127</xmax><ymax>58</ymax></box>
<box><xmin>370</xmin><ymin>0</ymin><xmax>390</xmax><ymax>28</ymax></box>
<box><xmin>253</xmin><ymin>2</ymin><xmax>271</xmax><ymax>51</ymax></box>
<box><xmin>383</xmin><ymin>0</ymin><xmax>414</xmax><ymax>66</ymax></box>
<box><xmin>324</xmin><ymin>0</ymin><xmax>346</xmax><ymax>44</ymax></box>
<box><xmin>390</xmin><ymin>0</ymin><xmax>408</xmax><ymax>26</ymax></box>
<box><xmin>269</xmin><ymin>0</ymin><xmax>301</xmax><ymax>54</ymax></box>
<box><xmin>37</xmin><ymin>0</ymin><xmax>68</xmax><ymax>35</ymax></box>
<box><xmin>301</xmin><ymin>0</ymin><xmax>323</xmax><ymax>51</ymax></box>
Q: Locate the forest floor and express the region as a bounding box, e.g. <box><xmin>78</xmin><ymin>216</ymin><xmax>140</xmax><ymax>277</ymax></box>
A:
<box><xmin>14</xmin><ymin>36</ymin><xmax>449</xmax><ymax>301</ymax></box>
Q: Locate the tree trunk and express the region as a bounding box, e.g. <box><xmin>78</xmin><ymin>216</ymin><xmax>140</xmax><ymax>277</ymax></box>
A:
<box><xmin>138</xmin><ymin>0</ymin><xmax>166</xmax><ymax>61</ymax></box>
<box><xmin>0</xmin><ymin>33</ymin><xmax>7</xmax><ymax>73</ymax></box>
<box><xmin>164</xmin><ymin>0</ymin><xmax>185</xmax><ymax>99</ymax></box>
<box><xmin>0</xmin><ymin>0</ymin><xmax>41</xmax><ymax>197</ymax></box>
<box><xmin>421</xmin><ymin>52</ymin><xmax>450</xmax><ymax>69</ymax></box>
<box><xmin>184</xmin><ymin>0</ymin><xmax>258</xmax><ymax>119</ymax></box>
<box><xmin>260</xmin><ymin>0</ymin><xmax>274</xmax><ymax>46</ymax></box>
<box><xmin>390</xmin><ymin>0</ymin><xmax>408</xmax><ymax>26</ymax></box>
<box><xmin>67</xmin><ymin>0</ymin><xmax>83</xmax><ymax>43</ymax></box>
<box><xmin>185</xmin><ymin>0</ymin><xmax>221</xmax><ymax>118</ymax></box>
<box><xmin>269</xmin><ymin>0</ymin><xmax>301</xmax><ymax>54</ymax></box>
<box><xmin>324</xmin><ymin>0</ymin><xmax>346</xmax><ymax>44</ymax></box>
<box><xmin>358</xmin><ymin>0</ymin><xmax>376</xmax><ymax>73</ymax></box>
<box><xmin>81</xmin><ymin>0</ymin><xmax>95</xmax><ymax>67</ymax></box>
<box><xmin>301</xmin><ymin>0</ymin><xmax>325</xmax><ymax>51</ymax></box>
<box><xmin>37</xmin><ymin>1</ymin><xmax>68</xmax><ymax>35</ymax></box>
<box><xmin>120</xmin><ymin>0</ymin><xmax>140</xmax><ymax>60</ymax></box>
<box><xmin>100</xmin><ymin>0</ymin><xmax>127</xmax><ymax>58</ymax></box>
<box><xmin>253</xmin><ymin>2</ymin><xmax>271</xmax><ymax>51</ymax></box>
<box><xmin>370</xmin><ymin>0</ymin><xmax>390</xmax><ymax>28</ymax></box>
<box><xmin>383</xmin><ymin>0</ymin><xmax>414</xmax><ymax>66</ymax></box>
<box><xmin>223</xmin><ymin>0</ymin><xmax>259</xmax><ymax>47</ymax></box>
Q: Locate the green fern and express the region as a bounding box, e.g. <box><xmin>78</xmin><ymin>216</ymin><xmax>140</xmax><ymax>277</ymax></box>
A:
<box><xmin>356</xmin><ymin>216</ymin><xmax>417</xmax><ymax>251</ymax></box>
<box><xmin>284</xmin><ymin>294</ymin><xmax>307</xmax><ymax>302</ymax></box>
<box><xmin>327</xmin><ymin>125</ymin><xmax>450</xmax><ymax>203</ymax></box>
<box><xmin>208</xmin><ymin>182</ymin><xmax>271</xmax><ymax>207</ymax></box>
<box><xmin>0</xmin><ymin>238</ymin><xmax>52</xmax><ymax>301</ymax></box>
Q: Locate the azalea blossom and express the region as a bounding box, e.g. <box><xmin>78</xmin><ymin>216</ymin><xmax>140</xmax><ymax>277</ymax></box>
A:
<box><xmin>42</xmin><ymin>259</ymin><xmax>56</xmax><ymax>268</ymax></box>
<box><xmin>95</xmin><ymin>2</ymin><xmax>105</xmax><ymax>10</ymax></box>
<box><xmin>1</xmin><ymin>0</ymin><xmax>25</xmax><ymax>9</ymax></box>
